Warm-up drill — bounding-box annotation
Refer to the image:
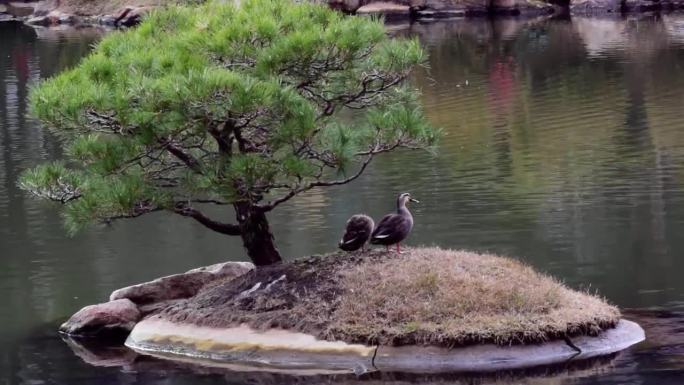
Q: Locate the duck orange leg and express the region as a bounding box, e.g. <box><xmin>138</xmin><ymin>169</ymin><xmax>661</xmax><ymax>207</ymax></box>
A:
<box><xmin>386</xmin><ymin>245</ymin><xmax>390</xmax><ymax>252</ymax></box>
<box><xmin>397</xmin><ymin>243</ymin><xmax>401</xmax><ymax>253</ymax></box>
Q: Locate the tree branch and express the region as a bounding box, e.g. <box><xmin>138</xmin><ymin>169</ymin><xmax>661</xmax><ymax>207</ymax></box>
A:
<box><xmin>103</xmin><ymin>205</ymin><xmax>163</xmax><ymax>223</ymax></box>
<box><xmin>174</xmin><ymin>203</ymin><xmax>241</xmax><ymax>235</ymax></box>
<box><xmin>161</xmin><ymin>140</ymin><xmax>204</xmax><ymax>174</ymax></box>
<box><xmin>188</xmin><ymin>199</ymin><xmax>232</xmax><ymax>205</ymax></box>
<box><xmin>208</xmin><ymin>121</ymin><xmax>233</xmax><ymax>155</ymax></box>
<box><xmin>22</xmin><ymin>179</ymin><xmax>82</xmax><ymax>204</ymax></box>
<box><xmin>259</xmin><ymin>152</ymin><xmax>374</xmax><ymax>212</ymax></box>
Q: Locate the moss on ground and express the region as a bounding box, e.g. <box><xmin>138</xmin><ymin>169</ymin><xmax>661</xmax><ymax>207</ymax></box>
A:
<box><xmin>159</xmin><ymin>247</ymin><xmax>620</xmax><ymax>348</ymax></box>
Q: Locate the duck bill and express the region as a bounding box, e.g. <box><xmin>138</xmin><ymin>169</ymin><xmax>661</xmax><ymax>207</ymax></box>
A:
<box><xmin>409</xmin><ymin>198</ymin><xmax>420</xmax><ymax>203</ymax></box>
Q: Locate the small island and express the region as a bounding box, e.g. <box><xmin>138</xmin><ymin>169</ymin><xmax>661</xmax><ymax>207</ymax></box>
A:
<box><xmin>60</xmin><ymin>247</ymin><xmax>644</xmax><ymax>373</ymax></box>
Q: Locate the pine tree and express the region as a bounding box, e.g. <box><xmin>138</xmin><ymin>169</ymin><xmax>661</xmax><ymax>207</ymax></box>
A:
<box><xmin>19</xmin><ymin>0</ymin><xmax>438</xmax><ymax>266</ymax></box>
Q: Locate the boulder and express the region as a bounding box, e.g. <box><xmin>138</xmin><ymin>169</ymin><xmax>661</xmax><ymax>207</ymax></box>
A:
<box><xmin>356</xmin><ymin>2</ymin><xmax>411</xmax><ymax>15</ymax></box>
<box><xmin>110</xmin><ymin>261</ymin><xmax>254</xmax><ymax>305</ymax></box>
<box><xmin>60</xmin><ymin>299</ymin><xmax>141</xmax><ymax>339</ymax></box>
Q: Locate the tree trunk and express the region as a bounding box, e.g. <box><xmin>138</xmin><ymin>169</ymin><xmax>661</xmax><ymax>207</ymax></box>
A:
<box><xmin>234</xmin><ymin>202</ymin><xmax>282</xmax><ymax>266</ymax></box>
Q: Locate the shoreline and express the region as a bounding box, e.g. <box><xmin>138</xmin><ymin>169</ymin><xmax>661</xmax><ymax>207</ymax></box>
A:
<box><xmin>2</xmin><ymin>0</ymin><xmax>684</xmax><ymax>29</ymax></box>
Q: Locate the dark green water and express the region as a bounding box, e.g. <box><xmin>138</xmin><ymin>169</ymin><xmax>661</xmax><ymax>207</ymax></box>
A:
<box><xmin>2</xmin><ymin>15</ymin><xmax>684</xmax><ymax>384</ymax></box>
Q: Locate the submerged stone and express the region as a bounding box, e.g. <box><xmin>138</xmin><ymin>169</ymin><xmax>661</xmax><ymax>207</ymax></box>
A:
<box><xmin>127</xmin><ymin>318</ymin><xmax>377</xmax><ymax>373</ymax></box>
<box><xmin>373</xmin><ymin>320</ymin><xmax>644</xmax><ymax>372</ymax></box>
<box><xmin>125</xmin><ymin>317</ymin><xmax>644</xmax><ymax>373</ymax></box>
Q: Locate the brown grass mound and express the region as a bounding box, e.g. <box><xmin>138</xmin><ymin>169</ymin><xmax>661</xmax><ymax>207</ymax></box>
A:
<box><xmin>159</xmin><ymin>247</ymin><xmax>620</xmax><ymax>348</ymax></box>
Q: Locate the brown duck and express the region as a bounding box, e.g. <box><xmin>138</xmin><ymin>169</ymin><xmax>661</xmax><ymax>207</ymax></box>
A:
<box><xmin>338</xmin><ymin>214</ymin><xmax>375</xmax><ymax>252</ymax></box>
<box><xmin>371</xmin><ymin>192</ymin><xmax>419</xmax><ymax>253</ymax></box>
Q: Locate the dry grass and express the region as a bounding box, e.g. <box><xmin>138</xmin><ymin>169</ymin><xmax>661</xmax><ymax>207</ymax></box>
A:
<box><xmin>332</xmin><ymin>248</ymin><xmax>619</xmax><ymax>346</ymax></box>
<box><xmin>159</xmin><ymin>247</ymin><xmax>620</xmax><ymax>348</ymax></box>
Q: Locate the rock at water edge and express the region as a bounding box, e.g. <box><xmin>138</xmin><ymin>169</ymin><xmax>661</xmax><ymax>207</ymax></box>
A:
<box><xmin>60</xmin><ymin>299</ymin><xmax>141</xmax><ymax>339</ymax></box>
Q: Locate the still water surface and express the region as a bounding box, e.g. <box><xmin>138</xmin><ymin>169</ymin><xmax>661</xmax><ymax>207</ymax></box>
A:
<box><xmin>2</xmin><ymin>15</ymin><xmax>684</xmax><ymax>384</ymax></box>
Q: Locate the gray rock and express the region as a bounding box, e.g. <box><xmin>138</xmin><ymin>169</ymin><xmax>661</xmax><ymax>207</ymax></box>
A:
<box><xmin>110</xmin><ymin>261</ymin><xmax>254</xmax><ymax>305</ymax></box>
<box><xmin>60</xmin><ymin>299</ymin><xmax>141</xmax><ymax>339</ymax></box>
<box><xmin>57</xmin><ymin>13</ymin><xmax>78</xmax><ymax>25</ymax></box>
<box><xmin>356</xmin><ymin>2</ymin><xmax>412</xmax><ymax>15</ymax></box>
<box><xmin>98</xmin><ymin>15</ymin><xmax>118</xmax><ymax>26</ymax></box>
<box><xmin>26</xmin><ymin>15</ymin><xmax>50</xmax><ymax>26</ymax></box>
<box><xmin>375</xmin><ymin>320</ymin><xmax>645</xmax><ymax>372</ymax></box>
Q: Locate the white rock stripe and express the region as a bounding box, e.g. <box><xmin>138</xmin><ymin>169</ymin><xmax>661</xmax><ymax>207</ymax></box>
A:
<box><xmin>126</xmin><ymin>318</ymin><xmax>644</xmax><ymax>374</ymax></box>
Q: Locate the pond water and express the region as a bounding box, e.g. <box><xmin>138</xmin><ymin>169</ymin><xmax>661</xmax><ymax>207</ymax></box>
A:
<box><xmin>2</xmin><ymin>15</ymin><xmax>684</xmax><ymax>384</ymax></box>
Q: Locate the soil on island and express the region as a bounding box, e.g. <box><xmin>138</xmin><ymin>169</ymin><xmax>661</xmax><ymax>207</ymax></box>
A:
<box><xmin>158</xmin><ymin>247</ymin><xmax>620</xmax><ymax>348</ymax></box>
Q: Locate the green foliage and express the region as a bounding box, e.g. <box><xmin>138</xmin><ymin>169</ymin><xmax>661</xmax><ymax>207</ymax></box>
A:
<box><xmin>61</xmin><ymin>173</ymin><xmax>169</xmax><ymax>235</ymax></box>
<box><xmin>19</xmin><ymin>162</ymin><xmax>84</xmax><ymax>203</ymax></box>
<box><xmin>22</xmin><ymin>0</ymin><xmax>437</xmax><ymax>233</ymax></box>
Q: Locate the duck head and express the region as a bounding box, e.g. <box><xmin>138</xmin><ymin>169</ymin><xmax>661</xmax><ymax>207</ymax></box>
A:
<box><xmin>397</xmin><ymin>192</ymin><xmax>419</xmax><ymax>208</ymax></box>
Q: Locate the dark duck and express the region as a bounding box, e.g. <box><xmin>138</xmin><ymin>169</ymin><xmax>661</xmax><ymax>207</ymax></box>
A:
<box><xmin>371</xmin><ymin>192</ymin><xmax>419</xmax><ymax>253</ymax></box>
<box><xmin>338</xmin><ymin>214</ymin><xmax>375</xmax><ymax>252</ymax></box>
